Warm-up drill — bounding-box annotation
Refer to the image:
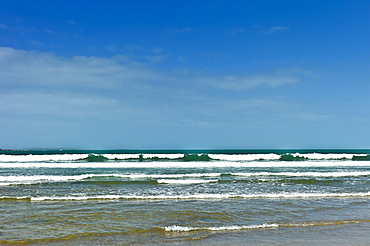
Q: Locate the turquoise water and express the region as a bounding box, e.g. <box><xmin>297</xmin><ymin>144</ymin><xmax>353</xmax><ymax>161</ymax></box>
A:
<box><xmin>1</xmin><ymin>149</ymin><xmax>370</xmax><ymax>245</ymax></box>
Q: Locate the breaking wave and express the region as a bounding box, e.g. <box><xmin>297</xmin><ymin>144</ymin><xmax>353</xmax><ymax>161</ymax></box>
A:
<box><xmin>1</xmin><ymin>171</ymin><xmax>369</xmax><ymax>186</ymax></box>
<box><xmin>157</xmin><ymin>179</ymin><xmax>218</xmax><ymax>184</ymax></box>
<box><xmin>163</xmin><ymin>223</ymin><xmax>279</xmax><ymax>232</ymax></box>
<box><xmin>162</xmin><ymin>220</ymin><xmax>370</xmax><ymax>232</ymax></box>
<box><xmin>1</xmin><ymin>152</ymin><xmax>370</xmax><ymax>163</ymax></box>
<box><xmin>2</xmin><ymin>192</ymin><xmax>370</xmax><ymax>201</ymax></box>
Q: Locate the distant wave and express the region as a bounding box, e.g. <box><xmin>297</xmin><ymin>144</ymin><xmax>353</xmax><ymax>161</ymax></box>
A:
<box><xmin>1</xmin><ymin>161</ymin><xmax>370</xmax><ymax>168</ymax></box>
<box><xmin>1</xmin><ymin>152</ymin><xmax>370</xmax><ymax>163</ymax></box>
<box><xmin>0</xmin><ymin>154</ymin><xmax>89</xmax><ymax>162</ymax></box>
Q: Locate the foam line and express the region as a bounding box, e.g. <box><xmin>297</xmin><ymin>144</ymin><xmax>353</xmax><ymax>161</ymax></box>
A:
<box><xmin>162</xmin><ymin>219</ymin><xmax>370</xmax><ymax>232</ymax></box>
<box><xmin>2</xmin><ymin>192</ymin><xmax>369</xmax><ymax>201</ymax></box>
<box><xmin>163</xmin><ymin>223</ymin><xmax>279</xmax><ymax>232</ymax></box>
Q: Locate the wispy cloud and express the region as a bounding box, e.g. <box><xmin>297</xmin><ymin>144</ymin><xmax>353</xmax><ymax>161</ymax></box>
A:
<box><xmin>228</xmin><ymin>28</ymin><xmax>247</xmax><ymax>36</ymax></box>
<box><xmin>0</xmin><ymin>47</ymin><xmax>173</xmax><ymax>125</ymax></box>
<box><xmin>0</xmin><ymin>47</ymin><xmax>325</xmax><ymax>130</ymax></box>
<box><xmin>0</xmin><ymin>23</ymin><xmax>10</xmax><ymax>29</ymax></box>
<box><xmin>152</xmin><ymin>47</ymin><xmax>163</xmax><ymax>54</ymax></box>
<box><xmin>0</xmin><ymin>47</ymin><xmax>161</xmax><ymax>89</ymax></box>
<box><xmin>0</xmin><ymin>22</ymin><xmax>35</xmax><ymax>33</ymax></box>
<box><xmin>105</xmin><ymin>45</ymin><xmax>119</xmax><ymax>52</ymax></box>
<box><xmin>0</xmin><ymin>92</ymin><xmax>120</xmax><ymax>120</ymax></box>
<box><xmin>67</xmin><ymin>20</ymin><xmax>77</xmax><ymax>26</ymax></box>
<box><xmin>196</xmin><ymin>71</ymin><xmax>302</xmax><ymax>91</ymax></box>
<box><xmin>45</xmin><ymin>28</ymin><xmax>54</xmax><ymax>35</ymax></box>
<box><xmin>294</xmin><ymin>112</ymin><xmax>330</xmax><ymax>121</ymax></box>
<box><xmin>0</xmin><ymin>47</ymin><xmax>308</xmax><ymax>95</ymax></box>
<box><xmin>29</xmin><ymin>40</ymin><xmax>44</xmax><ymax>47</ymax></box>
<box><xmin>145</xmin><ymin>54</ymin><xmax>168</xmax><ymax>63</ymax></box>
<box><xmin>166</xmin><ymin>27</ymin><xmax>194</xmax><ymax>34</ymax></box>
<box><xmin>261</xmin><ymin>26</ymin><xmax>290</xmax><ymax>35</ymax></box>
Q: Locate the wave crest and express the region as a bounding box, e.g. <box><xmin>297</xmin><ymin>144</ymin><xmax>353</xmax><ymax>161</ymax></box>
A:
<box><xmin>163</xmin><ymin>223</ymin><xmax>279</xmax><ymax>232</ymax></box>
<box><xmin>2</xmin><ymin>152</ymin><xmax>370</xmax><ymax>163</ymax></box>
<box><xmin>163</xmin><ymin>219</ymin><xmax>370</xmax><ymax>232</ymax></box>
<box><xmin>2</xmin><ymin>192</ymin><xmax>370</xmax><ymax>201</ymax></box>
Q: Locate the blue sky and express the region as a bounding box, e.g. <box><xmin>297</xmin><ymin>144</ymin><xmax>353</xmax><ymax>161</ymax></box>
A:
<box><xmin>1</xmin><ymin>0</ymin><xmax>369</xmax><ymax>149</ymax></box>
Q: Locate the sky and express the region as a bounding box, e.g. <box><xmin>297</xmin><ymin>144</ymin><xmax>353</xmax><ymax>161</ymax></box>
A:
<box><xmin>0</xmin><ymin>0</ymin><xmax>369</xmax><ymax>150</ymax></box>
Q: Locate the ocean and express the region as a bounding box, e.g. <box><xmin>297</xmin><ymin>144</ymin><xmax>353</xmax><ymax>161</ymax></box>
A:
<box><xmin>1</xmin><ymin>149</ymin><xmax>370</xmax><ymax>245</ymax></box>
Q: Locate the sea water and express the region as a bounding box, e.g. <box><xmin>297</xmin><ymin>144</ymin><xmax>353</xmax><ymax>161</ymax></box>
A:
<box><xmin>0</xmin><ymin>149</ymin><xmax>370</xmax><ymax>245</ymax></box>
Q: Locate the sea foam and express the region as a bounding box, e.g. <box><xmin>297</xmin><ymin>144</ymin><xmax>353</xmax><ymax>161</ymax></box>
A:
<box><xmin>3</xmin><ymin>191</ymin><xmax>369</xmax><ymax>201</ymax></box>
<box><xmin>1</xmin><ymin>160</ymin><xmax>370</xmax><ymax>168</ymax></box>
<box><xmin>163</xmin><ymin>223</ymin><xmax>279</xmax><ymax>232</ymax></box>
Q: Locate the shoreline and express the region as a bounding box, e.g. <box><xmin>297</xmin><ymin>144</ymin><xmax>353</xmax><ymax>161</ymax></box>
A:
<box><xmin>4</xmin><ymin>221</ymin><xmax>369</xmax><ymax>245</ymax></box>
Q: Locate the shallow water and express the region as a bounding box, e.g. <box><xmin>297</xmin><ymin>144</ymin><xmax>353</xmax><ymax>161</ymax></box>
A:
<box><xmin>1</xmin><ymin>149</ymin><xmax>370</xmax><ymax>245</ymax></box>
